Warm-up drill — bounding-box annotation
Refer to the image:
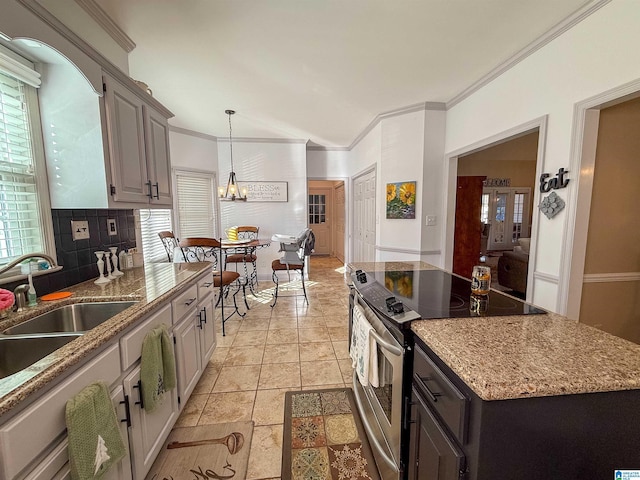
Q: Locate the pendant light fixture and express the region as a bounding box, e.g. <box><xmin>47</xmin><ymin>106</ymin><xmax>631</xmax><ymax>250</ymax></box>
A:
<box><xmin>218</xmin><ymin>109</ymin><xmax>247</xmax><ymax>201</ymax></box>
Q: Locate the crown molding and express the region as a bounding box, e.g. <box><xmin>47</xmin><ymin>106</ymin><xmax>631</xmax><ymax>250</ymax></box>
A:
<box><xmin>169</xmin><ymin>125</ymin><xmax>218</xmax><ymax>141</ymax></box>
<box><xmin>446</xmin><ymin>0</ymin><xmax>611</xmax><ymax>109</ymax></box>
<box><xmin>73</xmin><ymin>0</ymin><xmax>136</xmax><ymax>53</ymax></box>
<box><xmin>218</xmin><ymin>136</ymin><xmax>308</xmax><ymax>144</ymax></box>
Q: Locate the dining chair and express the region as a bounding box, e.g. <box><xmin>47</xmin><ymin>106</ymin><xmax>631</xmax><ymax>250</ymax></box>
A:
<box><xmin>178</xmin><ymin>237</ymin><xmax>247</xmax><ymax>335</ymax></box>
<box><xmin>270</xmin><ymin>228</ymin><xmax>312</xmax><ymax>307</ymax></box>
<box><xmin>158</xmin><ymin>231</ymin><xmax>179</xmax><ymax>262</ymax></box>
<box><xmin>224</xmin><ymin>226</ymin><xmax>260</xmax><ymax>292</ymax></box>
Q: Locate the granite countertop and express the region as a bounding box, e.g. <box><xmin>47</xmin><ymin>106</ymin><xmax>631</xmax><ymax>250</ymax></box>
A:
<box><xmin>0</xmin><ymin>262</ymin><xmax>211</xmax><ymax>417</ymax></box>
<box><xmin>412</xmin><ymin>313</ymin><xmax>640</xmax><ymax>401</ymax></box>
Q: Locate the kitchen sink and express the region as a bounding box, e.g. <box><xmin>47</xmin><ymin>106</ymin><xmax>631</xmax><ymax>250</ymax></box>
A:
<box><xmin>2</xmin><ymin>301</ymin><xmax>138</xmax><ymax>335</ymax></box>
<box><xmin>0</xmin><ymin>334</ymin><xmax>81</xmax><ymax>379</ymax></box>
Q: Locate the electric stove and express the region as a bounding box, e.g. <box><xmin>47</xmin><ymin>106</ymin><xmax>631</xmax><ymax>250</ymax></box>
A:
<box><xmin>352</xmin><ymin>268</ymin><xmax>546</xmax><ymax>324</ymax></box>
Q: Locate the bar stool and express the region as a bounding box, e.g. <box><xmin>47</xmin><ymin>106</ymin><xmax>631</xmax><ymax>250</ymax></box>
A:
<box><xmin>158</xmin><ymin>231</ymin><xmax>179</xmax><ymax>262</ymax></box>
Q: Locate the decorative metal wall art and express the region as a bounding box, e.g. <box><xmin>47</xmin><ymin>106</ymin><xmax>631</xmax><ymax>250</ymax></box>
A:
<box><xmin>539</xmin><ymin>168</ymin><xmax>570</xmax><ymax>192</ymax></box>
<box><xmin>538</xmin><ymin>191</ymin><xmax>565</xmax><ymax>219</ymax></box>
<box><xmin>483</xmin><ymin>178</ymin><xmax>511</xmax><ymax>187</ymax></box>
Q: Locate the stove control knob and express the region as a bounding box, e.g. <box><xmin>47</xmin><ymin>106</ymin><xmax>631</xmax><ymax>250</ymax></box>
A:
<box><xmin>356</xmin><ymin>272</ymin><xmax>367</xmax><ymax>283</ymax></box>
<box><xmin>391</xmin><ymin>302</ymin><xmax>405</xmax><ymax>314</ymax></box>
<box><xmin>385</xmin><ymin>296</ymin><xmax>396</xmax><ymax>311</ymax></box>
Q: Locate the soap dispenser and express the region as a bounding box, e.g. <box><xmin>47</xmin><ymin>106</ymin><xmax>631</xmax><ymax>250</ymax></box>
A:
<box><xmin>27</xmin><ymin>272</ymin><xmax>37</xmax><ymax>307</ymax></box>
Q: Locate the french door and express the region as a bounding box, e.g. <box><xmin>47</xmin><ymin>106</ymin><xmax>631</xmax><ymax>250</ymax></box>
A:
<box><xmin>481</xmin><ymin>188</ymin><xmax>531</xmax><ymax>251</ymax></box>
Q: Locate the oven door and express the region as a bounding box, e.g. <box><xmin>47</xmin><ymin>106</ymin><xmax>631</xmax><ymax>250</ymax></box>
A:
<box><xmin>352</xmin><ymin>292</ymin><xmax>404</xmax><ymax>480</ymax></box>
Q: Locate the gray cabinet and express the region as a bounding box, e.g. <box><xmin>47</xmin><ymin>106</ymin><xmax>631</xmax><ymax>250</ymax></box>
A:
<box><xmin>103</xmin><ymin>73</ymin><xmax>172</xmax><ymax>207</ymax></box>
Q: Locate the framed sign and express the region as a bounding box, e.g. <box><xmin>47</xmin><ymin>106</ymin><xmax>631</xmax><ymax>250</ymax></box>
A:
<box><xmin>238</xmin><ymin>181</ymin><xmax>288</xmax><ymax>202</ymax></box>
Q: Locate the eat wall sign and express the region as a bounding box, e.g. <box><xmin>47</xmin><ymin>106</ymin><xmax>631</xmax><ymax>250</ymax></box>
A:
<box><xmin>539</xmin><ymin>168</ymin><xmax>570</xmax><ymax>193</ymax></box>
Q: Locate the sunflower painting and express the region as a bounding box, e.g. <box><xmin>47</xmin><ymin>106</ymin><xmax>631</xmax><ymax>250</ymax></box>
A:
<box><xmin>386</xmin><ymin>181</ymin><xmax>416</xmax><ymax>219</ymax></box>
<box><xmin>385</xmin><ymin>271</ymin><xmax>414</xmax><ymax>298</ymax></box>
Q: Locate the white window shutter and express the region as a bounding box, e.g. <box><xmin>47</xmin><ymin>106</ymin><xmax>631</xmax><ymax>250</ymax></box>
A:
<box><xmin>175</xmin><ymin>171</ymin><xmax>216</xmax><ymax>239</ymax></box>
<box><xmin>139</xmin><ymin>209</ymin><xmax>172</xmax><ymax>263</ymax></box>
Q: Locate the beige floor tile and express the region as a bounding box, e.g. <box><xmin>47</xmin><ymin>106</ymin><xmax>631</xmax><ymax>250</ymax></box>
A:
<box><xmin>174</xmin><ymin>393</ymin><xmax>207</xmax><ymax>427</ymax></box>
<box><xmin>213</xmin><ymin>365</ymin><xmax>261</xmax><ymax>392</ymax></box>
<box><xmin>216</xmin><ymin>332</ymin><xmax>237</xmax><ymax>347</ymax></box>
<box><xmin>266</xmin><ymin>328</ymin><xmax>299</xmax><ymax>344</ymax></box>
<box><xmin>192</xmin><ymin>366</ymin><xmax>221</xmax><ymax>394</ymax></box>
<box><xmin>299</xmin><ymin>341</ymin><xmax>336</xmax><ymax>362</ymax></box>
<box><xmin>327</xmin><ymin>326</ymin><xmax>349</xmax><ymax>341</ymax></box>
<box><xmin>231</xmin><ymin>329</ymin><xmax>268</xmax><ymax>346</ymax></box>
<box><xmin>324</xmin><ymin>313</ymin><xmax>349</xmax><ymax>327</ymax></box>
<box><xmin>263</xmin><ymin>344</ymin><xmax>300</xmax><ymax>363</ymax></box>
<box><xmin>239</xmin><ymin>316</ymin><xmax>270</xmax><ymax>331</ymax></box>
<box><xmin>206</xmin><ymin>347</ymin><xmax>229</xmax><ymax>369</ymax></box>
<box><xmin>332</xmin><ymin>340</ymin><xmax>351</xmax><ymax>360</ymax></box>
<box><xmin>269</xmin><ymin>316</ymin><xmax>298</xmax><ymax>330</ymax></box>
<box><xmin>298</xmin><ymin>327</ymin><xmax>331</xmax><ymax>343</ymax></box>
<box><xmin>198</xmin><ymin>391</ymin><xmax>256</xmax><ymax>424</ymax></box>
<box><xmin>337</xmin><ymin>358</ymin><xmax>355</xmax><ymax>384</ymax></box>
<box><xmin>258</xmin><ymin>362</ymin><xmax>301</xmax><ymax>389</ymax></box>
<box><xmin>246</xmin><ymin>424</ymin><xmax>283</xmax><ymax>480</ymax></box>
<box><xmin>252</xmin><ymin>388</ymin><xmax>294</xmax><ymax>426</ymax></box>
<box><xmin>301</xmin><ymin>384</ymin><xmax>345</xmax><ymax>391</ymax></box>
<box><xmin>297</xmin><ymin>316</ymin><xmax>325</xmax><ymax>328</ymax></box>
<box><xmin>224</xmin><ymin>345</ymin><xmax>265</xmax><ymax>366</ymax></box>
<box><xmin>300</xmin><ymin>360</ymin><xmax>344</xmax><ymax>386</ymax></box>
<box><xmin>297</xmin><ymin>305</ymin><xmax>325</xmax><ymax>317</ymax></box>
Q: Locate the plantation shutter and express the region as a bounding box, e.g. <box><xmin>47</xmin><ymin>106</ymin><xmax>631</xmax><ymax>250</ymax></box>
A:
<box><xmin>175</xmin><ymin>171</ymin><xmax>216</xmax><ymax>238</ymax></box>
<box><xmin>0</xmin><ymin>71</ymin><xmax>44</xmax><ymax>263</ymax></box>
<box><xmin>139</xmin><ymin>209</ymin><xmax>172</xmax><ymax>263</ymax></box>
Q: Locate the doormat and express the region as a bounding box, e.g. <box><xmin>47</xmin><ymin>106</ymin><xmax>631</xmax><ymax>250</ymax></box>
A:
<box><xmin>145</xmin><ymin>421</ymin><xmax>253</xmax><ymax>480</ymax></box>
<box><xmin>282</xmin><ymin>388</ymin><xmax>380</xmax><ymax>480</ymax></box>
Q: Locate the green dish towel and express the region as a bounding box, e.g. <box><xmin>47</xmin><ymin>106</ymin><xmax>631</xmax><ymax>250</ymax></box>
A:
<box><xmin>140</xmin><ymin>323</ymin><xmax>176</xmax><ymax>412</ymax></box>
<box><xmin>65</xmin><ymin>382</ymin><xmax>126</xmax><ymax>480</ymax></box>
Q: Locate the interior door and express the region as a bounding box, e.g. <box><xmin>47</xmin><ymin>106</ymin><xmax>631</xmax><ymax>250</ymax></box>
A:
<box><xmin>334</xmin><ymin>182</ymin><xmax>346</xmax><ymax>262</ymax></box>
<box><xmin>308</xmin><ymin>187</ymin><xmax>332</xmax><ymax>255</ymax></box>
<box><xmin>453</xmin><ymin>176</ymin><xmax>485</xmax><ymax>279</ymax></box>
<box><xmin>352</xmin><ymin>168</ymin><xmax>377</xmax><ymax>262</ymax></box>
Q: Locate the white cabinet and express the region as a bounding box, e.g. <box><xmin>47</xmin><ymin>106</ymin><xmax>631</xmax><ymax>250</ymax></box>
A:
<box><xmin>198</xmin><ymin>292</ymin><xmax>217</xmax><ymax>366</ymax></box>
<box><xmin>103</xmin><ymin>73</ymin><xmax>172</xmax><ymax>207</ymax></box>
<box><xmin>123</xmin><ymin>366</ymin><xmax>178</xmax><ymax>480</ymax></box>
<box><xmin>173</xmin><ymin>306</ymin><xmax>202</xmax><ymax>405</ymax></box>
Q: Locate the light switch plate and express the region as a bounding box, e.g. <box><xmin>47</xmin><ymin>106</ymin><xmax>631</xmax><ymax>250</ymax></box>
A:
<box><xmin>107</xmin><ymin>218</ymin><xmax>117</xmax><ymax>236</ymax></box>
<box><xmin>71</xmin><ymin>220</ymin><xmax>90</xmax><ymax>240</ymax></box>
<box><xmin>426</xmin><ymin>215</ymin><xmax>437</xmax><ymax>226</ymax></box>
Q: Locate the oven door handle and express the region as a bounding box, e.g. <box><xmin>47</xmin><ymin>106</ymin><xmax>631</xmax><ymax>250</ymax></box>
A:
<box><xmin>352</xmin><ymin>370</ymin><xmax>400</xmax><ymax>474</ymax></box>
<box><xmin>369</xmin><ymin>329</ymin><xmax>403</xmax><ymax>357</ymax></box>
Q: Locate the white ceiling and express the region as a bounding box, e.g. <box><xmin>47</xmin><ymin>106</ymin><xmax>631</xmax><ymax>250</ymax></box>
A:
<box><xmin>97</xmin><ymin>0</ymin><xmax>591</xmax><ymax>147</ymax></box>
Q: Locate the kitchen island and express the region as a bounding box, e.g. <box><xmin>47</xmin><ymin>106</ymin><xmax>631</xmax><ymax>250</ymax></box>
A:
<box><xmin>349</xmin><ymin>261</ymin><xmax>640</xmax><ymax>480</ymax></box>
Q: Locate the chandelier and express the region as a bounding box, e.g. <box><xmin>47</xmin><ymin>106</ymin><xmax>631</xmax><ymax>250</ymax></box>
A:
<box><xmin>218</xmin><ymin>109</ymin><xmax>247</xmax><ymax>201</ymax></box>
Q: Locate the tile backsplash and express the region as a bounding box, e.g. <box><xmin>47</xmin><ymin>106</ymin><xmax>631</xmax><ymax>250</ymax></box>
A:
<box><xmin>3</xmin><ymin>209</ymin><xmax>137</xmax><ymax>296</ymax></box>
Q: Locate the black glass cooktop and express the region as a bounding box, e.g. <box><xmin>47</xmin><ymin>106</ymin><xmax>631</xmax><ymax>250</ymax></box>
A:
<box><xmin>352</xmin><ymin>269</ymin><xmax>546</xmax><ymax>323</ymax></box>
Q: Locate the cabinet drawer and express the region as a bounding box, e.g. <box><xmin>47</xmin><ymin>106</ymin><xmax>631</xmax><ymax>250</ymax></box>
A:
<box><xmin>0</xmin><ymin>344</ymin><xmax>120</xmax><ymax>480</ymax></box>
<box><xmin>120</xmin><ymin>303</ymin><xmax>172</xmax><ymax>371</ymax></box>
<box><xmin>172</xmin><ymin>284</ymin><xmax>198</xmax><ymax>323</ymax></box>
<box><xmin>197</xmin><ymin>273</ymin><xmax>215</xmax><ymax>300</ymax></box>
<box><xmin>413</xmin><ymin>347</ymin><xmax>468</xmax><ymax>444</ymax></box>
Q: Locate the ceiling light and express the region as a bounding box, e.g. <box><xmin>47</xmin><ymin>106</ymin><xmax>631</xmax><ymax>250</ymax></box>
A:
<box><xmin>218</xmin><ymin>109</ymin><xmax>247</xmax><ymax>202</ymax></box>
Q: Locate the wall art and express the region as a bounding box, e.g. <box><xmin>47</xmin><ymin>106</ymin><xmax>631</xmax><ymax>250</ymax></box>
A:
<box><xmin>386</xmin><ymin>181</ymin><xmax>416</xmax><ymax>219</ymax></box>
<box><xmin>538</xmin><ymin>191</ymin><xmax>565</xmax><ymax>219</ymax></box>
<box><xmin>237</xmin><ymin>181</ymin><xmax>288</xmax><ymax>202</ymax></box>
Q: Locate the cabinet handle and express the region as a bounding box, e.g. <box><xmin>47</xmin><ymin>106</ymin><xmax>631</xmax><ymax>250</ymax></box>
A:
<box><xmin>184</xmin><ymin>297</ymin><xmax>196</xmax><ymax>306</ymax></box>
<box><xmin>415</xmin><ymin>375</ymin><xmax>442</xmax><ymax>403</ymax></box>
<box><xmin>203</xmin><ymin>282</ymin><xmax>213</xmax><ymax>288</ymax></box>
<box><xmin>200</xmin><ymin>306</ymin><xmax>207</xmax><ymax>324</ymax></box>
<box><xmin>133</xmin><ymin>380</ymin><xmax>145</xmax><ymax>409</ymax></box>
<box><xmin>146</xmin><ymin>181</ymin><xmax>153</xmax><ymax>198</ymax></box>
<box><xmin>120</xmin><ymin>395</ymin><xmax>132</xmax><ymax>427</ymax></box>
<box><xmin>153</xmin><ymin>182</ymin><xmax>160</xmax><ymax>199</ymax></box>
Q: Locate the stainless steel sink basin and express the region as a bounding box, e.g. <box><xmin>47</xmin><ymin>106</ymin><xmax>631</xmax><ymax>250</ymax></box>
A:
<box><xmin>0</xmin><ymin>334</ymin><xmax>80</xmax><ymax>379</ymax></box>
<box><xmin>2</xmin><ymin>301</ymin><xmax>138</xmax><ymax>335</ymax></box>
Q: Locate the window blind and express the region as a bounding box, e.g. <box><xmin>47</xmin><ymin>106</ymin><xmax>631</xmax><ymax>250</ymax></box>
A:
<box><xmin>0</xmin><ymin>71</ymin><xmax>44</xmax><ymax>263</ymax></box>
<box><xmin>139</xmin><ymin>209</ymin><xmax>172</xmax><ymax>263</ymax></box>
<box><xmin>175</xmin><ymin>171</ymin><xmax>216</xmax><ymax>238</ymax></box>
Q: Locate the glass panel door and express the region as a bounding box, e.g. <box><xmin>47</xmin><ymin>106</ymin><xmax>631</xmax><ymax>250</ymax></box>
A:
<box><xmin>308</xmin><ymin>194</ymin><xmax>326</xmax><ymax>225</ymax></box>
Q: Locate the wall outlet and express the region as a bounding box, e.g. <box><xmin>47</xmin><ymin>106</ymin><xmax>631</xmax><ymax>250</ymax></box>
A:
<box><xmin>426</xmin><ymin>215</ymin><xmax>437</xmax><ymax>226</ymax></box>
<box><xmin>71</xmin><ymin>220</ymin><xmax>90</xmax><ymax>240</ymax></box>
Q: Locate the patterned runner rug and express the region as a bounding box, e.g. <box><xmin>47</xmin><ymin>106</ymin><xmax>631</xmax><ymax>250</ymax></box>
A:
<box><xmin>145</xmin><ymin>421</ymin><xmax>253</xmax><ymax>479</ymax></box>
<box><xmin>282</xmin><ymin>388</ymin><xmax>381</xmax><ymax>480</ymax></box>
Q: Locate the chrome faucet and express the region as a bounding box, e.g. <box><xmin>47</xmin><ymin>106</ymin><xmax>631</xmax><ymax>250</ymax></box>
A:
<box><xmin>13</xmin><ymin>284</ymin><xmax>30</xmax><ymax>312</ymax></box>
<box><xmin>0</xmin><ymin>253</ymin><xmax>59</xmax><ymax>277</ymax></box>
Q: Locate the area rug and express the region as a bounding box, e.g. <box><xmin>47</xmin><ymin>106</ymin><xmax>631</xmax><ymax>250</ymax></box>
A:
<box><xmin>282</xmin><ymin>388</ymin><xmax>380</xmax><ymax>480</ymax></box>
<box><xmin>145</xmin><ymin>421</ymin><xmax>253</xmax><ymax>480</ymax></box>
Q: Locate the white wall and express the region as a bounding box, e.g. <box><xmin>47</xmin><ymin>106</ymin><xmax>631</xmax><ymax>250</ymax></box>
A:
<box><xmin>169</xmin><ymin>130</ymin><xmax>218</xmax><ymax>172</ymax></box>
<box><xmin>217</xmin><ymin>139</ymin><xmax>308</xmax><ymax>277</ymax></box>
<box><xmin>444</xmin><ymin>0</ymin><xmax>640</xmax><ymax>311</ymax></box>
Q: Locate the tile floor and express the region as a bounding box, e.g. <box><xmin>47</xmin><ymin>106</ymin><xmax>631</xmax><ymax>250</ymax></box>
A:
<box><xmin>173</xmin><ymin>256</ymin><xmax>354</xmax><ymax>480</ymax></box>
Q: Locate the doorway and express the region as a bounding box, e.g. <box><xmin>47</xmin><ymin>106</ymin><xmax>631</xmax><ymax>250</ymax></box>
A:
<box><xmin>308</xmin><ymin>179</ymin><xmax>346</xmax><ymax>259</ymax></box>
<box><xmin>352</xmin><ymin>167</ymin><xmax>376</xmax><ymax>263</ymax></box>
<box><xmin>453</xmin><ymin>130</ymin><xmax>539</xmax><ymax>292</ymax></box>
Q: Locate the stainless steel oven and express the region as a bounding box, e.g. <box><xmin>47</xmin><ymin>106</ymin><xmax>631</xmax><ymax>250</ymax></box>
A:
<box><xmin>351</xmin><ymin>289</ymin><xmax>406</xmax><ymax>480</ymax></box>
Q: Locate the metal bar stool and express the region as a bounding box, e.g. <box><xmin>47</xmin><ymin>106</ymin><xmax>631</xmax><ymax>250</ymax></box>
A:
<box><xmin>270</xmin><ymin>228</ymin><xmax>313</xmax><ymax>307</ymax></box>
<box><xmin>224</xmin><ymin>226</ymin><xmax>259</xmax><ymax>293</ymax></box>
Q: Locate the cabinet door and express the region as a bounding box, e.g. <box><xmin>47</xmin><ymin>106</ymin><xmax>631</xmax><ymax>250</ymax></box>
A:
<box><xmin>124</xmin><ymin>366</ymin><xmax>178</xmax><ymax>480</ymax></box>
<box><xmin>143</xmin><ymin>105</ymin><xmax>172</xmax><ymax>206</ymax></box>
<box><xmin>173</xmin><ymin>309</ymin><xmax>202</xmax><ymax>408</ymax></box>
<box><xmin>103</xmin><ymin>73</ymin><xmax>150</xmax><ymax>204</ymax></box>
<box><xmin>408</xmin><ymin>388</ymin><xmax>465</xmax><ymax>480</ymax></box>
<box><xmin>198</xmin><ymin>292</ymin><xmax>217</xmax><ymax>366</ymax></box>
